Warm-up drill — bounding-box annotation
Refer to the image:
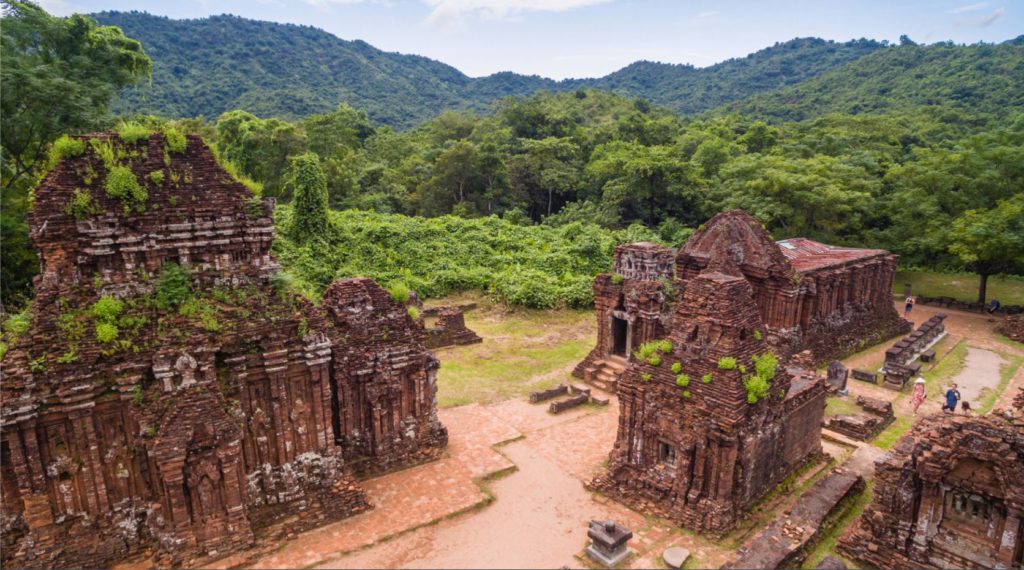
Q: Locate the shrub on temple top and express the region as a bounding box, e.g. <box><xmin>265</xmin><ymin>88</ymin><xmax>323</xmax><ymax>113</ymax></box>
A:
<box><xmin>288</xmin><ymin>152</ymin><xmax>329</xmax><ymax>241</ymax></box>
<box><xmin>50</xmin><ymin>135</ymin><xmax>85</xmax><ymax>163</ymax></box>
<box><xmin>116</xmin><ymin>121</ymin><xmax>150</xmax><ymax>144</ymax></box>
<box><xmin>717</xmin><ymin>357</ymin><xmax>737</xmax><ymax>370</ymax></box>
<box><xmin>163</xmin><ymin>127</ymin><xmax>187</xmax><ymax>154</ymax></box>
<box><xmin>610</xmin><ymin>273</ymin><xmax>624</xmax><ymax>285</ymax></box>
<box><xmin>65</xmin><ymin>189</ymin><xmax>101</xmax><ymax>219</ymax></box>
<box><xmin>743</xmin><ymin>352</ymin><xmax>778</xmax><ymax>404</ymax></box>
<box><xmin>104</xmin><ymin>165</ymin><xmax>147</xmax><ymax>211</ymax></box>
<box><xmin>387</xmin><ymin>282</ymin><xmax>411</xmax><ymax>304</ymax></box>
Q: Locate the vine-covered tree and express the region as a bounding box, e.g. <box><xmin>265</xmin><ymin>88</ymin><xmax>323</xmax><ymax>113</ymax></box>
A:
<box><xmin>288</xmin><ymin>153</ymin><xmax>329</xmax><ymax>241</ymax></box>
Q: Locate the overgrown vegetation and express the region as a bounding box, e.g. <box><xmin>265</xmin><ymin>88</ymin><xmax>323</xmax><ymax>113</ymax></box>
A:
<box><xmin>743</xmin><ymin>353</ymin><xmax>778</xmax><ymax>404</ymax></box>
<box><xmin>274</xmin><ymin>206</ymin><xmax>658</xmax><ymax>308</ymax></box>
<box><xmin>104</xmin><ymin>165</ymin><xmax>148</xmax><ymax>213</ymax></box>
<box><xmin>65</xmin><ymin>189</ymin><xmax>102</xmax><ymax>219</ymax></box>
<box><xmin>153</xmin><ymin>263</ymin><xmax>192</xmax><ymax>309</ymax></box>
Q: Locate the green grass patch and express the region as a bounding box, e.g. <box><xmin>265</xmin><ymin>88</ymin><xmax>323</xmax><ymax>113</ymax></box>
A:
<box><xmin>924</xmin><ymin>339</ymin><xmax>968</xmax><ymax>400</ymax></box>
<box><xmin>825</xmin><ymin>396</ymin><xmax>861</xmax><ymax>418</ymax></box>
<box><xmin>435</xmin><ymin>304</ymin><xmax>594</xmax><ymax>407</ymax></box>
<box><xmin>894</xmin><ymin>270</ymin><xmax>1024</xmax><ymax>305</ymax></box>
<box><xmin>802</xmin><ymin>481</ymin><xmax>874</xmax><ymax>569</ymax></box>
<box><xmin>874</xmin><ymin>414</ymin><xmax>913</xmax><ymax>450</ymax></box>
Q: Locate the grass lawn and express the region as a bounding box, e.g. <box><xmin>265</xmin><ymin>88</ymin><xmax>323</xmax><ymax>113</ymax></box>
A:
<box><xmin>433</xmin><ymin>297</ymin><xmax>596</xmax><ymax>407</ymax></box>
<box><xmin>894</xmin><ymin>271</ymin><xmax>1024</xmax><ymax>305</ymax></box>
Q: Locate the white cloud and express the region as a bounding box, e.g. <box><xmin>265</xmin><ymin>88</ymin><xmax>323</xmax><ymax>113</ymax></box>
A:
<box><xmin>422</xmin><ymin>0</ymin><xmax>613</xmax><ymax>28</ymax></box>
<box><xmin>947</xmin><ymin>2</ymin><xmax>988</xmax><ymax>13</ymax></box>
<box><xmin>956</xmin><ymin>6</ymin><xmax>1006</xmax><ymax>26</ymax></box>
<box><xmin>302</xmin><ymin>0</ymin><xmax>367</xmax><ymax>9</ymax></box>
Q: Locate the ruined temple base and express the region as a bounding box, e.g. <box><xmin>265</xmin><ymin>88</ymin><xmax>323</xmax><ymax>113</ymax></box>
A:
<box><xmin>721</xmin><ymin>469</ymin><xmax>864</xmax><ymax>569</ymax></box>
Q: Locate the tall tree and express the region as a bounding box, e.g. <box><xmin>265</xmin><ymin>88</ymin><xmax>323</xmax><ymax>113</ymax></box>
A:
<box><xmin>948</xmin><ymin>195</ymin><xmax>1024</xmax><ymax>304</ymax></box>
<box><xmin>1</xmin><ymin>1</ymin><xmax>151</xmax><ymax>307</ymax></box>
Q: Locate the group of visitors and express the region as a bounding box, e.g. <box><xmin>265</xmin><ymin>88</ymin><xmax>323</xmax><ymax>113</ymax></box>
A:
<box><xmin>910</xmin><ymin>377</ymin><xmax>969</xmax><ymax>415</ymax></box>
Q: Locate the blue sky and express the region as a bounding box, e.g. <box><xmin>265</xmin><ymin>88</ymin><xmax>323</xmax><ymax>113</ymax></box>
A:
<box><xmin>39</xmin><ymin>0</ymin><xmax>1023</xmax><ymax>79</ymax></box>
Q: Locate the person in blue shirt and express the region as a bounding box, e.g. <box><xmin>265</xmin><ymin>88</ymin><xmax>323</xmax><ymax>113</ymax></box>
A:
<box><xmin>944</xmin><ymin>383</ymin><xmax>961</xmax><ymax>413</ymax></box>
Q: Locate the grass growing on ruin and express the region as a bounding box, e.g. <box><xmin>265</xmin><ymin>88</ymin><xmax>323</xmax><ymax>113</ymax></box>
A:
<box><xmin>893</xmin><ymin>270</ymin><xmax>1024</xmax><ymax>305</ymax></box>
<box><xmin>802</xmin><ymin>480</ymin><xmax>874</xmax><ymax>569</ymax></box>
<box><xmin>433</xmin><ymin>297</ymin><xmax>596</xmax><ymax>407</ymax></box>
<box><xmin>824</xmin><ymin>396</ymin><xmax>861</xmax><ymax>418</ymax></box>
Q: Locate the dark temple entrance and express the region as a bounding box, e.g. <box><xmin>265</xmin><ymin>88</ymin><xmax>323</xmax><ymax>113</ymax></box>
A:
<box><xmin>611</xmin><ymin>317</ymin><xmax>628</xmax><ymax>357</ymax></box>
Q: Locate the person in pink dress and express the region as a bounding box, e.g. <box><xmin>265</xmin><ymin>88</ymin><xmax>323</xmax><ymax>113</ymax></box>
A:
<box><xmin>911</xmin><ymin>376</ymin><xmax>926</xmax><ymax>414</ymax></box>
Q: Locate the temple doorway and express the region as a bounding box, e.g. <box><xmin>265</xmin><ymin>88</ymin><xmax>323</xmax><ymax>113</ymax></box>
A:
<box><xmin>611</xmin><ymin>317</ymin><xmax>628</xmax><ymax>357</ymax></box>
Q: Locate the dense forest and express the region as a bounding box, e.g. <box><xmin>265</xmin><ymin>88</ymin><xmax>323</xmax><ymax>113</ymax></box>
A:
<box><xmin>2</xmin><ymin>3</ymin><xmax>1023</xmax><ymax>313</ymax></box>
<box><xmin>93</xmin><ymin>11</ymin><xmax>888</xmax><ymax>127</ymax></box>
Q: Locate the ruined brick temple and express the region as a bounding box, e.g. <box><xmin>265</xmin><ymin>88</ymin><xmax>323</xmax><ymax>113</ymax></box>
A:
<box><xmin>575</xmin><ymin>209</ymin><xmax>909</xmax><ymax>392</ymax></box>
<box><xmin>838</xmin><ymin>391</ymin><xmax>1024</xmax><ymax>569</ymax></box>
<box><xmin>0</xmin><ymin>133</ymin><xmax>447</xmax><ymax>568</ymax></box>
<box><xmin>589</xmin><ymin>247</ymin><xmax>828</xmax><ymax>534</ymax></box>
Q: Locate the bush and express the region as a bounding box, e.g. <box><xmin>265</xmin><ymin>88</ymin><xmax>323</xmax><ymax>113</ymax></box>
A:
<box><xmin>675</xmin><ymin>374</ymin><xmax>689</xmax><ymax>387</ymax></box>
<box><xmin>671</xmin><ymin>362</ymin><xmax>682</xmax><ymax>374</ymax></box>
<box><xmin>657</xmin><ymin>340</ymin><xmax>673</xmax><ymax>353</ymax></box>
<box><xmin>154</xmin><ymin>264</ymin><xmax>192</xmax><ymax>309</ymax></box>
<box><xmin>288</xmin><ymin>153</ymin><xmax>329</xmax><ymax>241</ymax></box>
<box><xmin>149</xmin><ymin>170</ymin><xmax>165</xmax><ymax>186</ymax></box>
<box><xmin>117</xmin><ymin>122</ymin><xmax>150</xmax><ymax>144</ymax></box>
<box><xmin>717</xmin><ymin>357</ymin><xmax>737</xmax><ymax>370</ymax></box>
<box><xmin>744</xmin><ymin>353</ymin><xmax>778</xmax><ymax>404</ymax></box>
<box><xmin>163</xmin><ymin>127</ymin><xmax>187</xmax><ymax>154</ymax></box>
<box><xmin>91</xmin><ymin>296</ymin><xmax>124</xmax><ymax>321</ymax></box>
<box><xmin>610</xmin><ymin>273</ymin><xmax>624</xmax><ymax>285</ymax></box>
<box><xmin>2</xmin><ymin>304</ymin><xmax>32</xmax><ymax>339</ymax></box>
<box><xmin>648</xmin><ymin>355</ymin><xmax>662</xmax><ymax>366</ymax></box>
<box><xmin>407</xmin><ymin>306</ymin><xmax>420</xmax><ymax>320</ymax></box>
<box><xmin>387</xmin><ymin>282</ymin><xmax>411</xmax><ymax>304</ymax></box>
<box><xmin>104</xmin><ymin>166</ymin><xmax>148</xmax><ymax>208</ymax></box>
<box><xmin>753</xmin><ymin>330</ymin><xmax>762</xmax><ymax>341</ymax></box>
<box><xmin>683</xmin><ymin>390</ymin><xmax>691</xmax><ymax>399</ymax></box>
<box><xmin>51</xmin><ymin>135</ymin><xmax>85</xmax><ymax>161</ymax></box>
<box><xmin>95</xmin><ymin>322</ymin><xmax>119</xmax><ymax>343</ymax></box>
<box><xmin>702</xmin><ymin>373</ymin><xmax>713</xmax><ymax>384</ymax></box>
<box><xmin>65</xmin><ymin>189</ymin><xmax>102</xmax><ymax>219</ymax></box>
<box><xmin>641</xmin><ymin>372</ymin><xmax>652</xmax><ymax>382</ymax></box>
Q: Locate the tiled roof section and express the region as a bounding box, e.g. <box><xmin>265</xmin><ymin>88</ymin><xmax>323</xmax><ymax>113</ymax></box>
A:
<box><xmin>776</xmin><ymin>237</ymin><xmax>888</xmax><ymax>272</ymax></box>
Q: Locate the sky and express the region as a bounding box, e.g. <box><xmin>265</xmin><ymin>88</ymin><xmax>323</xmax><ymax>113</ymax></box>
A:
<box><xmin>37</xmin><ymin>0</ymin><xmax>1024</xmax><ymax>79</ymax></box>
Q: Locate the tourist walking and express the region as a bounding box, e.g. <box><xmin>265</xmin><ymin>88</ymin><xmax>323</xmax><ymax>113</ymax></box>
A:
<box><xmin>911</xmin><ymin>376</ymin><xmax>926</xmax><ymax>414</ymax></box>
<box><xmin>904</xmin><ymin>295</ymin><xmax>915</xmax><ymax>318</ymax></box>
<box><xmin>943</xmin><ymin>383</ymin><xmax>961</xmax><ymax>413</ymax></box>
<box><xmin>987</xmin><ymin>298</ymin><xmax>1001</xmax><ymax>314</ymax></box>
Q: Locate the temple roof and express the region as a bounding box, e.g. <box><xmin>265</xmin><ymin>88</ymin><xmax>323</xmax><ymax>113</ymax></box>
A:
<box><xmin>775</xmin><ymin>238</ymin><xmax>889</xmax><ymax>272</ymax></box>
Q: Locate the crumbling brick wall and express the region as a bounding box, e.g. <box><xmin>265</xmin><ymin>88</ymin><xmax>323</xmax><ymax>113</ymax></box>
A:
<box><xmin>0</xmin><ymin>133</ymin><xmax>445</xmax><ymax>568</ymax></box>
<box><xmin>422</xmin><ymin>307</ymin><xmax>482</xmax><ymax>349</ymax></box>
<box><xmin>838</xmin><ymin>414</ymin><xmax>1024</xmax><ymax>569</ymax></box>
<box><xmin>589</xmin><ymin>257</ymin><xmax>825</xmax><ymax>534</ymax></box>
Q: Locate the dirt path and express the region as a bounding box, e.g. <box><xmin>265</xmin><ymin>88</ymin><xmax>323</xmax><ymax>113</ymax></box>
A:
<box><xmin>950</xmin><ymin>347</ymin><xmax>1004</xmax><ymax>405</ymax></box>
<box><xmin>322</xmin><ymin>440</ymin><xmax>613</xmax><ymax>569</ymax></box>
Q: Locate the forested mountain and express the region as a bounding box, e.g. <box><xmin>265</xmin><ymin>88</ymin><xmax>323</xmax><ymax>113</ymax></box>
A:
<box><xmin>722</xmin><ymin>37</ymin><xmax>1024</xmax><ymax>121</ymax></box>
<box><xmin>93</xmin><ymin>11</ymin><xmax>885</xmax><ymax>127</ymax></box>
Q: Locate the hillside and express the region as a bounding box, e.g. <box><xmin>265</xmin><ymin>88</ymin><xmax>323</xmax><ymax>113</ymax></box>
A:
<box><xmin>94</xmin><ymin>11</ymin><xmax>884</xmax><ymax>127</ymax></box>
<box><xmin>721</xmin><ymin>37</ymin><xmax>1024</xmax><ymax>122</ymax></box>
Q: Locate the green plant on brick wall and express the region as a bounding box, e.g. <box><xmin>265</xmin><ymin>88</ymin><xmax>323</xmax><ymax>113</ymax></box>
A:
<box><xmin>65</xmin><ymin>188</ymin><xmax>102</xmax><ymax>219</ymax></box>
<box><xmin>635</xmin><ymin>339</ymin><xmax>673</xmax><ymax>362</ymax></box>
<box><xmin>388</xmin><ymin>282</ymin><xmax>411</xmax><ymax>304</ymax></box>
<box><xmin>149</xmin><ymin>170</ymin><xmax>165</xmax><ymax>186</ymax></box>
<box><xmin>104</xmin><ymin>165</ymin><xmax>148</xmax><ymax>212</ymax></box>
<box><xmin>742</xmin><ymin>352</ymin><xmax>778</xmax><ymax>404</ymax></box>
<box><xmin>117</xmin><ymin>121</ymin><xmax>150</xmax><ymax>144</ymax></box>
<box><xmin>702</xmin><ymin>373</ymin><xmax>713</xmax><ymax>384</ymax></box>
<box><xmin>671</xmin><ymin>362</ymin><xmax>682</xmax><ymax>374</ymax></box>
<box><xmin>718</xmin><ymin>357</ymin><xmax>737</xmax><ymax>370</ymax></box>
<box><xmin>683</xmin><ymin>390</ymin><xmax>691</xmax><ymax>399</ymax></box>
<box><xmin>641</xmin><ymin>372</ymin><xmax>652</xmax><ymax>382</ymax></box>
<box><xmin>610</xmin><ymin>273</ymin><xmax>624</xmax><ymax>285</ymax></box>
<box><xmin>648</xmin><ymin>355</ymin><xmax>662</xmax><ymax>366</ymax></box>
<box><xmin>407</xmin><ymin>306</ymin><xmax>420</xmax><ymax>320</ymax></box>
<box><xmin>676</xmin><ymin>374</ymin><xmax>690</xmax><ymax>387</ymax></box>
<box><xmin>657</xmin><ymin>340</ymin><xmax>672</xmax><ymax>353</ymax></box>
<box><xmin>753</xmin><ymin>329</ymin><xmax>762</xmax><ymax>341</ymax></box>
<box><xmin>163</xmin><ymin>127</ymin><xmax>187</xmax><ymax>154</ymax></box>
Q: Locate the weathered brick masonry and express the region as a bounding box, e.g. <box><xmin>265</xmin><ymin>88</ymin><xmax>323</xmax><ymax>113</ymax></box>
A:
<box><xmin>575</xmin><ymin>210</ymin><xmax>910</xmax><ymax>393</ymax></box>
<box><xmin>0</xmin><ymin>133</ymin><xmax>446</xmax><ymax>568</ymax></box>
<box><xmin>837</xmin><ymin>398</ymin><xmax>1024</xmax><ymax>569</ymax></box>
